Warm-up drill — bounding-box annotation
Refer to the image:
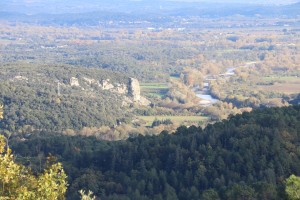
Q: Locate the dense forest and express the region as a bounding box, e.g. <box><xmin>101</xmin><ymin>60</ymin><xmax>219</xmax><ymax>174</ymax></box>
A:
<box><xmin>0</xmin><ymin>64</ymin><xmax>133</xmax><ymax>133</ymax></box>
<box><xmin>9</xmin><ymin>105</ymin><xmax>300</xmax><ymax>199</ymax></box>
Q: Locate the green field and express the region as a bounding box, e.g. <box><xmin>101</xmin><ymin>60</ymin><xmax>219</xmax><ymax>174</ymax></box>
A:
<box><xmin>140</xmin><ymin>83</ymin><xmax>169</xmax><ymax>98</ymax></box>
<box><xmin>263</xmin><ymin>76</ymin><xmax>300</xmax><ymax>82</ymax></box>
<box><xmin>137</xmin><ymin>115</ymin><xmax>209</xmax><ymax>126</ymax></box>
<box><xmin>260</xmin><ymin>76</ymin><xmax>300</xmax><ymax>94</ymax></box>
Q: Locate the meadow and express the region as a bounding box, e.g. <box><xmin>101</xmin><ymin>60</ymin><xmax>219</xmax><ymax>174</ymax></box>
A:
<box><xmin>260</xmin><ymin>76</ymin><xmax>300</xmax><ymax>94</ymax></box>
<box><xmin>140</xmin><ymin>83</ymin><xmax>169</xmax><ymax>98</ymax></box>
<box><xmin>137</xmin><ymin>115</ymin><xmax>209</xmax><ymax>126</ymax></box>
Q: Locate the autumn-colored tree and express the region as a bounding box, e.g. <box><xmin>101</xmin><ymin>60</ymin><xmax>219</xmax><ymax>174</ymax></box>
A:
<box><xmin>79</xmin><ymin>190</ymin><xmax>96</xmax><ymax>200</ymax></box>
<box><xmin>286</xmin><ymin>175</ymin><xmax>300</xmax><ymax>200</ymax></box>
<box><xmin>0</xmin><ymin>135</ymin><xmax>67</xmax><ymax>200</ymax></box>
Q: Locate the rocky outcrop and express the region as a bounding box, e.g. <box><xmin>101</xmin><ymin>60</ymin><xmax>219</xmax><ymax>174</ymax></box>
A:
<box><xmin>14</xmin><ymin>76</ymin><xmax>28</xmax><ymax>81</ymax></box>
<box><xmin>127</xmin><ymin>78</ymin><xmax>151</xmax><ymax>106</ymax></box>
<box><xmin>122</xmin><ymin>96</ymin><xmax>133</xmax><ymax>107</ymax></box>
<box><xmin>139</xmin><ymin>96</ymin><xmax>151</xmax><ymax>106</ymax></box>
<box><xmin>128</xmin><ymin>78</ymin><xmax>141</xmax><ymax>102</ymax></box>
<box><xmin>101</xmin><ymin>79</ymin><xmax>114</xmax><ymax>90</ymax></box>
<box><xmin>70</xmin><ymin>77</ymin><xmax>80</xmax><ymax>87</ymax></box>
<box><xmin>68</xmin><ymin>76</ymin><xmax>150</xmax><ymax>106</ymax></box>
<box><xmin>83</xmin><ymin>77</ymin><xmax>98</xmax><ymax>86</ymax></box>
<box><xmin>114</xmin><ymin>83</ymin><xmax>127</xmax><ymax>94</ymax></box>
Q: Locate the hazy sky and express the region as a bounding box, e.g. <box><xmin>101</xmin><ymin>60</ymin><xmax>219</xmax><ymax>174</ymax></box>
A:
<box><xmin>9</xmin><ymin>0</ymin><xmax>300</xmax><ymax>3</ymax></box>
<box><xmin>169</xmin><ymin>0</ymin><xmax>298</xmax><ymax>4</ymax></box>
<box><xmin>1</xmin><ymin>0</ymin><xmax>298</xmax><ymax>15</ymax></box>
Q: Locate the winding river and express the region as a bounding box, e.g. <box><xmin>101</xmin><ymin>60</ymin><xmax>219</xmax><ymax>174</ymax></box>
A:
<box><xmin>195</xmin><ymin>67</ymin><xmax>236</xmax><ymax>106</ymax></box>
<box><xmin>195</xmin><ymin>62</ymin><xmax>256</xmax><ymax>106</ymax></box>
<box><xmin>195</xmin><ymin>83</ymin><xmax>219</xmax><ymax>106</ymax></box>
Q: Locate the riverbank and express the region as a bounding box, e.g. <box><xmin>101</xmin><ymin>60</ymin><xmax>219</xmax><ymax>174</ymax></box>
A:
<box><xmin>194</xmin><ymin>61</ymin><xmax>257</xmax><ymax>106</ymax></box>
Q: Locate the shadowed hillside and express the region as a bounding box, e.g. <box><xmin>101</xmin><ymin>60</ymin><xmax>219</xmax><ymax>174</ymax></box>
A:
<box><xmin>10</xmin><ymin>105</ymin><xmax>300</xmax><ymax>199</ymax></box>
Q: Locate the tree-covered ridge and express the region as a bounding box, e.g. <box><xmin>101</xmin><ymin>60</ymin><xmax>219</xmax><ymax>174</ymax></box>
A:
<box><xmin>0</xmin><ymin>64</ymin><xmax>132</xmax><ymax>133</ymax></box>
<box><xmin>10</xmin><ymin>105</ymin><xmax>300</xmax><ymax>199</ymax></box>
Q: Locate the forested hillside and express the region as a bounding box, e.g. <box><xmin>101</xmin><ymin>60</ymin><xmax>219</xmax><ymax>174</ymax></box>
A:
<box><xmin>10</xmin><ymin>105</ymin><xmax>300</xmax><ymax>199</ymax></box>
<box><xmin>0</xmin><ymin>64</ymin><xmax>135</xmax><ymax>134</ymax></box>
<box><xmin>0</xmin><ymin>0</ymin><xmax>299</xmax><ymax>199</ymax></box>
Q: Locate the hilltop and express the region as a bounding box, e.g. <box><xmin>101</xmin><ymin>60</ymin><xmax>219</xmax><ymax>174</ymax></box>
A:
<box><xmin>0</xmin><ymin>64</ymin><xmax>149</xmax><ymax>134</ymax></box>
<box><xmin>0</xmin><ymin>1</ymin><xmax>299</xmax><ymax>26</ymax></box>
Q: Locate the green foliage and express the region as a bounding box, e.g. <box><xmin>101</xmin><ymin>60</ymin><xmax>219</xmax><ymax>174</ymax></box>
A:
<box><xmin>9</xmin><ymin>105</ymin><xmax>300</xmax><ymax>199</ymax></box>
<box><xmin>151</xmin><ymin>118</ymin><xmax>173</xmax><ymax>127</ymax></box>
<box><xmin>225</xmin><ymin>184</ymin><xmax>257</xmax><ymax>200</ymax></box>
<box><xmin>0</xmin><ymin>135</ymin><xmax>68</xmax><ymax>199</ymax></box>
<box><xmin>285</xmin><ymin>175</ymin><xmax>300</xmax><ymax>200</ymax></box>
<box><xmin>0</xmin><ymin>64</ymin><xmax>131</xmax><ymax>132</ymax></box>
<box><xmin>201</xmin><ymin>189</ymin><xmax>220</xmax><ymax>200</ymax></box>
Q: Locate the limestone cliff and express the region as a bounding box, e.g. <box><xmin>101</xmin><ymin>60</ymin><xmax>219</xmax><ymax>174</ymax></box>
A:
<box><xmin>128</xmin><ymin>78</ymin><xmax>150</xmax><ymax>106</ymax></box>
<box><xmin>70</xmin><ymin>77</ymin><xmax>80</xmax><ymax>87</ymax></box>
<box><xmin>68</xmin><ymin>76</ymin><xmax>150</xmax><ymax>106</ymax></box>
<box><xmin>101</xmin><ymin>79</ymin><xmax>114</xmax><ymax>90</ymax></box>
<box><xmin>114</xmin><ymin>83</ymin><xmax>127</xmax><ymax>94</ymax></box>
<box><xmin>128</xmin><ymin>78</ymin><xmax>141</xmax><ymax>102</ymax></box>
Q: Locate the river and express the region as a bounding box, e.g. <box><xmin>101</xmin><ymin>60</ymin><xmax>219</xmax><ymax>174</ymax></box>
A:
<box><xmin>195</xmin><ymin>62</ymin><xmax>256</xmax><ymax>106</ymax></box>
<box><xmin>195</xmin><ymin>83</ymin><xmax>219</xmax><ymax>106</ymax></box>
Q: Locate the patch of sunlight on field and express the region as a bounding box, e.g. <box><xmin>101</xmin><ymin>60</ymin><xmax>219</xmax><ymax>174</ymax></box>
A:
<box><xmin>263</xmin><ymin>76</ymin><xmax>300</xmax><ymax>82</ymax></box>
<box><xmin>137</xmin><ymin>115</ymin><xmax>209</xmax><ymax>126</ymax></box>
<box><xmin>140</xmin><ymin>83</ymin><xmax>169</xmax><ymax>98</ymax></box>
<box><xmin>259</xmin><ymin>83</ymin><xmax>300</xmax><ymax>94</ymax></box>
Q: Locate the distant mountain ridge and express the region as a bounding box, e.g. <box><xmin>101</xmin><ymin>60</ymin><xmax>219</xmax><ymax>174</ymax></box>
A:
<box><xmin>1</xmin><ymin>0</ymin><xmax>299</xmax><ymax>16</ymax></box>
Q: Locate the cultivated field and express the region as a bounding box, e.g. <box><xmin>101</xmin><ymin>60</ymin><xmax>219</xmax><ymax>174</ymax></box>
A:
<box><xmin>260</xmin><ymin>84</ymin><xmax>300</xmax><ymax>94</ymax></box>
<box><xmin>140</xmin><ymin>83</ymin><xmax>169</xmax><ymax>98</ymax></box>
<box><xmin>260</xmin><ymin>76</ymin><xmax>300</xmax><ymax>94</ymax></box>
<box><xmin>137</xmin><ymin>115</ymin><xmax>209</xmax><ymax>126</ymax></box>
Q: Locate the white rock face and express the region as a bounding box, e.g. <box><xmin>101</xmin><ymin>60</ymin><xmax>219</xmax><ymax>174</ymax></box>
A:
<box><xmin>83</xmin><ymin>77</ymin><xmax>98</xmax><ymax>86</ymax></box>
<box><xmin>69</xmin><ymin>76</ymin><xmax>150</xmax><ymax>106</ymax></box>
<box><xmin>14</xmin><ymin>76</ymin><xmax>28</xmax><ymax>81</ymax></box>
<box><xmin>128</xmin><ymin>78</ymin><xmax>141</xmax><ymax>102</ymax></box>
<box><xmin>70</xmin><ymin>77</ymin><xmax>80</xmax><ymax>87</ymax></box>
<box><xmin>139</xmin><ymin>96</ymin><xmax>151</xmax><ymax>106</ymax></box>
<box><xmin>127</xmin><ymin>78</ymin><xmax>151</xmax><ymax>106</ymax></box>
<box><xmin>122</xmin><ymin>96</ymin><xmax>133</xmax><ymax>107</ymax></box>
<box><xmin>114</xmin><ymin>83</ymin><xmax>127</xmax><ymax>94</ymax></box>
<box><xmin>101</xmin><ymin>79</ymin><xmax>114</xmax><ymax>90</ymax></box>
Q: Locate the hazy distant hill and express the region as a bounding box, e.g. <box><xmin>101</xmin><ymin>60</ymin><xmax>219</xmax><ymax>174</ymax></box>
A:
<box><xmin>0</xmin><ymin>0</ymin><xmax>299</xmax><ymax>24</ymax></box>
<box><xmin>282</xmin><ymin>1</ymin><xmax>300</xmax><ymax>15</ymax></box>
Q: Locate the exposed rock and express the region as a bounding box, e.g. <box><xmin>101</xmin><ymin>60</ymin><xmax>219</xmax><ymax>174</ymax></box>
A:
<box><xmin>70</xmin><ymin>77</ymin><xmax>80</xmax><ymax>87</ymax></box>
<box><xmin>83</xmin><ymin>77</ymin><xmax>98</xmax><ymax>86</ymax></box>
<box><xmin>12</xmin><ymin>75</ymin><xmax>28</xmax><ymax>82</ymax></box>
<box><xmin>139</xmin><ymin>96</ymin><xmax>151</xmax><ymax>106</ymax></box>
<box><xmin>114</xmin><ymin>83</ymin><xmax>127</xmax><ymax>94</ymax></box>
<box><xmin>127</xmin><ymin>78</ymin><xmax>151</xmax><ymax>106</ymax></box>
<box><xmin>128</xmin><ymin>78</ymin><xmax>141</xmax><ymax>102</ymax></box>
<box><xmin>101</xmin><ymin>79</ymin><xmax>114</xmax><ymax>90</ymax></box>
<box><xmin>122</xmin><ymin>96</ymin><xmax>133</xmax><ymax>107</ymax></box>
<box><xmin>69</xmin><ymin>76</ymin><xmax>150</xmax><ymax>106</ymax></box>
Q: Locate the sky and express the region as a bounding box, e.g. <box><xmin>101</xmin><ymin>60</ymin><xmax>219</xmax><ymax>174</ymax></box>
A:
<box><xmin>1</xmin><ymin>0</ymin><xmax>298</xmax><ymax>15</ymax></box>
<box><xmin>6</xmin><ymin>0</ymin><xmax>300</xmax><ymax>4</ymax></box>
<box><xmin>169</xmin><ymin>0</ymin><xmax>298</xmax><ymax>4</ymax></box>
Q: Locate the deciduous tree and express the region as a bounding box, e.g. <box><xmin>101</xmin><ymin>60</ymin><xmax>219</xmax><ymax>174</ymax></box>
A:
<box><xmin>0</xmin><ymin>135</ymin><xmax>67</xmax><ymax>200</ymax></box>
